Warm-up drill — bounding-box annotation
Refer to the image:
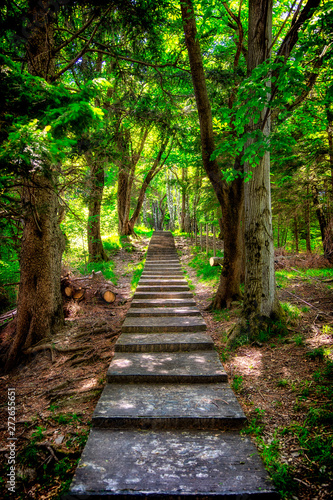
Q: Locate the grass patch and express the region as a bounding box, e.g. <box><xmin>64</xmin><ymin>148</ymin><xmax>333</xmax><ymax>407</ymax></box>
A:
<box><xmin>242</xmin><ymin>410</ymin><xmax>297</xmax><ymax>497</ymax></box>
<box><xmin>281</xmin><ymin>302</ymin><xmax>302</xmax><ymax>322</ymax></box>
<box><xmin>231</xmin><ymin>375</ymin><xmax>243</xmax><ymax>392</ymax></box>
<box><xmin>102</xmin><ymin>234</ymin><xmax>122</xmax><ymax>255</ymax></box>
<box><xmin>130</xmin><ymin>260</ymin><xmax>146</xmax><ymax>291</ymax></box>
<box><xmin>77</xmin><ymin>260</ymin><xmax>117</xmax><ymax>284</ymax></box>
<box><xmin>134</xmin><ymin>226</ymin><xmax>153</xmax><ymax>238</ymax></box>
<box><xmin>188</xmin><ymin>249</ymin><xmax>223</xmax><ymax>283</ymax></box>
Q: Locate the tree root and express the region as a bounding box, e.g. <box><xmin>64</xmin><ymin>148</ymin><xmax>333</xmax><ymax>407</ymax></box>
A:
<box><xmin>48</xmin><ymin>385</ymin><xmax>102</xmax><ymax>401</ymax></box>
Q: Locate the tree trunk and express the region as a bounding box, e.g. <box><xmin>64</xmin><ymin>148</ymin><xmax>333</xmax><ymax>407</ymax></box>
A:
<box><xmin>305</xmin><ymin>189</ymin><xmax>312</xmax><ymax>253</ymax></box>
<box><xmin>294</xmin><ymin>215</ymin><xmax>299</xmax><ymax>253</ymax></box>
<box><xmin>5</xmin><ymin>0</ymin><xmax>65</xmax><ymax>370</ymax></box>
<box><xmin>117</xmin><ymin>127</ymin><xmax>150</xmax><ymax>236</ymax></box>
<box><xmin>6</xmin><ymin>175</ymin><xmax>65</xmax><ymax>370</ymax></box>
<box><xmin>312</xmin><ymin>185</ymin><xmax>327</xmax><ymax>243</ymax></box>
<box><xmin>180</xmin><ymin>0</ymin><xmax>243</xmax><ymax>309</ymax></box>
<box><xmin>232</xmin><ymin>0</ymin><xmax>281</xmax><ymax>344</ymax></box>
<box><xmin>180</xmin><ymin>167</ymin><xmax>186</xmax><ymax>232</ymax></box>
<box><xmin>127</xmin><ymin>137</ymin><xmax>170</xmax><ymax>234</ymax></box>
<box><xmin>212</xmin><ymin>175</ymin><xmax>244</xmax><ymax>308</ymax></box>
<box><xmin>86</xmin><ymin>153</ymin><xmax>108</xmax><ymax>262</ymax></box>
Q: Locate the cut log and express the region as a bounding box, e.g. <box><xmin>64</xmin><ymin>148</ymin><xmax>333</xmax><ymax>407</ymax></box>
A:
<box><xmin>72</xmin><ymin>288</ymin><xmax>85</xmax><ymax>301</ymax></box>
<box><xmin>64</xmin><ymin>286</ymin><xmax>73</xmax><ymax>298</ymax></box>
<box><xmin>210</xmin><ymin>257</ymin><xmax>223</xmax><ymax>267</ymax></box>
<box><xmin>100</xmin><ymin>288</ymin><xmax>116</xmax><ymax>304</ymax></box>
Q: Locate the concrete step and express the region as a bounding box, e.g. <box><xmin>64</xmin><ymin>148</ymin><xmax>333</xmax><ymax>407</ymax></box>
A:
<box><xmin>67</xmin><ymin>429</ymin><xmax>278</xmax><ymax>499</ymax></box>
<box><xmin>133</xmin><ymin>291</ymin><xmax>193</xmax><ymax>299</ymax></box>
<box><xmin>122</xmin><ymin>316</ymin><xmax>206</xmax><ymax>333</ymax></box>
<box><xmin>115</xmin><ymin>332</ymin><xmax>213</xmax><ymax>352</ymax></box>
<box><xmin>141</xmin><ymin>271</ymin><xmax>184</xmax><ymax>275</ymax></box>
<box><xmin>138</xmin><ymin>279</ymin><xmax>188</xmax><ymax>286</ymax></box>
<box><xmin>127</xmin><ymin>307</ymin><xmax>201</xmax><ymax>317</ymax></box>
<box><xmin>107</xmin><ymin>351</ymin><xmax>227</xmax><ymax>383</ymax></box>
<box><xmin>145</xmin><ymin>260</ymin><xmax>180</xmax><ymax>264</ymax></box>
<box><xmin>136</xmin><ymin>285</ymin><xmax>190</xmax><ymax>292</ymax></box>
<box><xmin>92</xmin><ymin>383</ymin><xmax>246</xmax><ymax>429</ymax></box>
<box><xmin>141</xmin><ymin>272</ymin><xmax>184</xmax><ymax>277</ymax></box>
<box><xmin>143</xmin><ymin>267</ymin><xmax>182</xmax><ymax>272</ymax></box>
<box><xmin>131</xmin><ymin>298</ymin><xmax>197</xmax><ymax>308</ymax></box>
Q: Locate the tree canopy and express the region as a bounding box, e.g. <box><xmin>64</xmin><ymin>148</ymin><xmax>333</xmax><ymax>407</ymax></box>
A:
<box><xmin>1</xmin><ymin>0</ymin><xmax>333</xmax><ymax>366</ymax></box>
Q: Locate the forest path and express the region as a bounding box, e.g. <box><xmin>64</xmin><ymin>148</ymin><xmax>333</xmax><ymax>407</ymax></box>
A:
<box><xmin>66</xmin><ymin>231</ymin><xmax>278</xmax><ymax>499</ymax></box>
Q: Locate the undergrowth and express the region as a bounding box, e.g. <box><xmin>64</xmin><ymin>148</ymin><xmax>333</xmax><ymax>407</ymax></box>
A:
<box><xmin>241</xmin><ymin>359</ymin><xmax>333</xmax><ymax>498</ymax></box>
<box><xmin>3</xmin><ymin>410</ymin><xmax>92</xmax><ymax>499</ymax></box>
<box><xmin>188</xmin><ymin>248</ymin><xmax>223</xmax><ymax>283</ymax></box>
<box><xmin>130</xmin><ymin>259</ymin><xmax>146</xmax><ymax>291</ymax></box>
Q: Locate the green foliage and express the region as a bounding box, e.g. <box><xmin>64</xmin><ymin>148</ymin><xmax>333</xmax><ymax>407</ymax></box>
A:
<box><xmin>102</xmin><ymin>235</ymin><xmax>122</xmax><ymax>255</ymax></box>
<box><xmin>213</xmin><ymin>309</ymin><xmax>230</xmax><ymax>322</ymax></box>
<box><xmin>231</xmin><ymin>375</ymin><xmax>243</xmax><ymax>392</ymax></box>
<box><xmin>77</xmin><ymin>261</ymin><xmax>117</xmax><ymax>284</ymax></box>
<box><xmin>306</xmin><ymin>347</ymin><xmax>325</xmax><ymax>360</ymax></box>
<box><xmin>188</xmin><ymin>248</ymin><xmax>223</xmax><ymax>283</ymax></box>
<box><xmin>0</xmin><ymin>258</ymin><xmax>19</xmax><ymax>312</ymax></box>
<box><xmin>130</xmin><ymin>260</ymin><xmax>146</xmax><ymax>291</ymax></box>
<box><xmin>277</xmin><ymin>379</ymin><xmax>289</xmax><ymax>388</ymax></box>
<box><xmin>280</xmin><ymin>302</ymin><xmax>302</xmax><ymax>321</ymax></box>
<box><xmin>134</xmin><ymin>226</ymin><xmax>153</xmax><ymax>238</ymax></box>
<box><xmin>50</xmin><ymin>412</ymin><xmax>82</xmax><ymax>425</ymax></box>
<box><xmin>242</xmin><ymin>408</ymin><xmax>266</xmax><ymax>437</ymax></box>
<box><xmin>293</xmin><ymin>334</ymin><xmax>304</xmax><ymax>346</ymax></box>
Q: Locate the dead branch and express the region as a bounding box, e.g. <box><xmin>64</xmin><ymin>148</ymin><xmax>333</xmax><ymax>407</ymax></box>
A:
<box><xmin>283</xmin><ymin>290</ymin><xmax>332</xmax><ymax>317</ymax></box>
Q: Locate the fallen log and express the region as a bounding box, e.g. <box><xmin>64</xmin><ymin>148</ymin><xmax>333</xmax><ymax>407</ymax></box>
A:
<box><xmin>0</xmin><ymin>308</ymin><xmax>17</xmax><ymax>325</ymax></box>
<box><xmin>100</xmin><ymin>287</ymin><xmax>116</xmax><ymax>304</ymax></box>
<box><xmin>61</xmin><ymin>274</ymin><xmax>116</xmax><ymax>304</ymax></box>
<box><xmin>210</xmin><ymin>257</ymin><xmax>223</xmax><ymax>267</ymax></box>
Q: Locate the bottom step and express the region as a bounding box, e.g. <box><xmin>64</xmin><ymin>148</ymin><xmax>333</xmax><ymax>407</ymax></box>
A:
<box><xmin>66</xmin><ymin>429</ymin><xmax>278</xmax><ymax>499</ymax></box>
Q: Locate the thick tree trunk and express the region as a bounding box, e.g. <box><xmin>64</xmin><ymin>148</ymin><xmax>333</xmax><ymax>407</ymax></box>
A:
<box><xmin>181</xmin><ymin>0</ymin><xmax>243</xmax><ymax>309</ymax></box>
<box><xmin>231</xmin><ymin>0</ymin><xmax>281</xmax><ymax>344</ymax></box>
<box><xmin>6</xmin><ymin>175</ymin><xmax>65</xmax><ymax>370</ymax></box>
<box><xmin>5</xmin><ymin>0</ymin><xmax>65</xmax><ymax>370</ymax></box>
<box><xmin>86</xmin><ymin>155</ymin><xmax>108</xmax><ymax>262</ymax></box>
<box><xmin>212</xmin><ymin>176</ymin><xmax>244</xmax><ymax>308</ymax></box>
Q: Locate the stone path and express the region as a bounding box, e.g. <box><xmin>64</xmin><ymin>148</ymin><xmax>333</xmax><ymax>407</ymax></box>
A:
<box><xmin>66</xmin><ymin>231</ymin><xmax>278</xmax><ymax>499</ymax></box>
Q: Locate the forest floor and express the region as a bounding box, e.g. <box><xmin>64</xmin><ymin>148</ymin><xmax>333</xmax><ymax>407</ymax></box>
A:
<box><xmin>0</xmin><ymin>235</ymin><xmax>332</xmax><ymax>499</ymax></box>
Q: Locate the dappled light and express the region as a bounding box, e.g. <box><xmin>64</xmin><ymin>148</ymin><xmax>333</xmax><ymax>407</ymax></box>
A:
<box><xmin>0</xmin><ymin>0</ymin><xmax>332</xmax><ymax>499</ymax></box>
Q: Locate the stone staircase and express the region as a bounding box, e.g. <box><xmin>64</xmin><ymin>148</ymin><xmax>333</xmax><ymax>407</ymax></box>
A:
<box><xmin>66</xmin><ymin>231</ymin><xmax>278</xmax><ymax>499</ymax></box>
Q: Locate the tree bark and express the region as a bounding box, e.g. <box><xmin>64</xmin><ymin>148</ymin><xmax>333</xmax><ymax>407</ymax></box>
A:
<box><xmin>312</xmin><ymin>185</ymin><xmax>327</xmax><ymax>243</ymax></box>
<box><xmin>181</xmin><ymin>167</ymin><xmax>186</xmax><ymax>232</ymax></box>
<box><xmin>6</xmin><ymin>174</ymin><xmax>65</xmax><ymax>369</ymax></box>
<box><xmin>233</xmin><ymin>0</ymin><xmax>282</xmax><ymax>343</ymax></box>
<box><xmin>6</xmin><ymin>1</ymin><xmax>65</xmax><ymax>370</ymax></box>
<box><xmin>180</xmin><ymin>0</ymin><xmax>244</xmax><ymax>309</ymax></box>
<box><xmin>294</xmin><ymin>215</ymin><xmax>299</xmax><ymax>253</ymax></box>
<box><xmin>86</xmin><ymin>153</ymin><xmax>108</xmax><ymax>262</ymax></box>
<box><xmin>305</xmin><ymin>188</ymin><xmax>312</xmax><ymax>253</ymax></box>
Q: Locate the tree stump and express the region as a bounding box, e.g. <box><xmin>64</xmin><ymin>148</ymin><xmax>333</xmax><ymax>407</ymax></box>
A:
<box><xmin>209</xmin><ymin>257</ymin><xmax>223</xmax><ymax>267</ymax></box>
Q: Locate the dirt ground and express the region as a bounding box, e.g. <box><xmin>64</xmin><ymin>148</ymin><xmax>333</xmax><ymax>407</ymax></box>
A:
<box><xmin>0</xmin><ymin>235</ymin><xmax>332</xmax><ymax>499</ymax></box>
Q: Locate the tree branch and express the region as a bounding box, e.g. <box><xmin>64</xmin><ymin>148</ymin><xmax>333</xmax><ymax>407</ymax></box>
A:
<box><xmin>51</xmin><ymin>7</ymin><xmax>112</xmax><ymax>82</ymax></box>
<box><xmin>53</xmin><ymin>12</ymin><xmax>98</xmax><ymax>54</ymax></box>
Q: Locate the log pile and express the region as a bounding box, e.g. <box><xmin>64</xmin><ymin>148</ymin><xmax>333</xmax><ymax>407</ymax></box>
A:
<box><xmin>61</xmin><ymin>271</ymin><xmax>117</xmax><ymax>305</ymax></box>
